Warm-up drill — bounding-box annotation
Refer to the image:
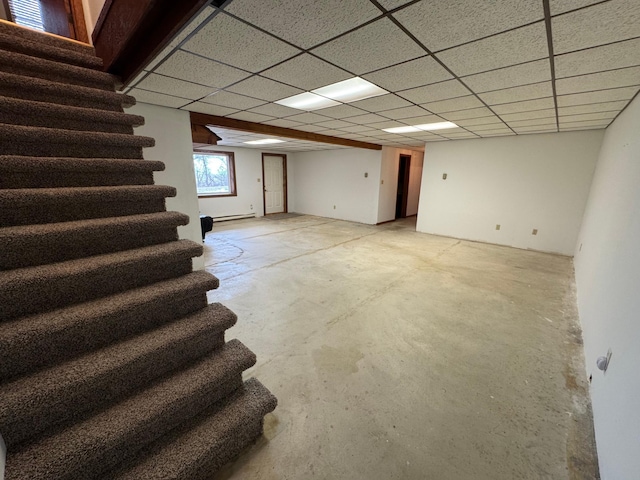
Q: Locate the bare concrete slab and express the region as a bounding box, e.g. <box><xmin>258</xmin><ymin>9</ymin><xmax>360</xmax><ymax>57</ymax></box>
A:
<box><xmin>204</xmin><ymin>215</ymin><xmax>598</xmax><ymax>480</ymax></box>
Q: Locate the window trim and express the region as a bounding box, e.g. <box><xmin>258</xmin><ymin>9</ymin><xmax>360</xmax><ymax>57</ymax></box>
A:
<box><xmin>193</xmin><ymin>150</ymin><xmax>237</xmax><ymax>198</ymax></box>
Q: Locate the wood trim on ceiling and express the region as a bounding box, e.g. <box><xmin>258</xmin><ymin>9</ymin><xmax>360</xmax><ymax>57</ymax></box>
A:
<box><xmin>190</xmin><ymin>112</ymin><xmax>383</xmax><ymax>151</ymax></box>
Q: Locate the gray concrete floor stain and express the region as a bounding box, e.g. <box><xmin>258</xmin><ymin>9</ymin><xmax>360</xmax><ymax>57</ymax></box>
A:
<box><xmin>204</xmin><ymin>215</ymin><xmax>598</xmax><ymax>480</ymax></box>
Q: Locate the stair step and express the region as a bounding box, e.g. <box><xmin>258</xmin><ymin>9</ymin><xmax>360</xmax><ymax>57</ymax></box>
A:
<box><xmin>0</xmin><ymin>184</ymin><xmax>175</xmax><ymax>227</ymax></box>
<box><xmin>108</xmin><ymin>378</ymin><xmax>278</xmax><ymax>480</ymax></box>
<box><xmin>0</xmin><ymin>211</ymin><xmax>190</xmax><ymax>269</ymax></box>
<box><xmin>0</xmin><ymin>71</ymin><xmax>134</xmax><ymax>111</ymax></box>
<box><xmin>0</xmin><ymin>20</ymin><xmax>95</xmax><ymax>55</ymax></box>
<box><xmin>1</xmin><ymin>304</ymin><xmax>240</xmax><ymax>450</ymax></box>
<box><xmin>0</xmin><ymin>123</ymin><xmax>154</xmax><ymax>158</ymax></box>
<box><xmin>0</xmin><ymin>49</ymin><xmax>114</xmax><ymax>90</ymax></box>
<box><xmin>0</xmin><ymin>31</ymin><xmax>103</xmax><ymax>69</ymax></box>
<box><xmin>0</xmin><ymin>96</ymin><xmax>144</xmax><ymax>134</ymax></box>
<box><xmin>5</xmin><ymin>340</ymin><xmax>256</xmax><ymax>480</ymax></box>
<box><xmin>0</xmin><ymin>155</ymin><xmax>164</xmax><ymax>189</ymax></box>
<box><xmin>0</xmin><ymin>271</ymin><xmax>220</xmax><ymax>381</ymax></box>
<box><xmin>0</xmin><ymin>239</ymin><xmax>202</xmax><ymax>321</ymax></box>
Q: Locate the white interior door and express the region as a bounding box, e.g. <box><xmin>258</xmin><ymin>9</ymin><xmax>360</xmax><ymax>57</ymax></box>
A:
<box><xmin>263</xmin><ymin>154</ymin><xmax>285</xmax><ymax>215</ymax></box>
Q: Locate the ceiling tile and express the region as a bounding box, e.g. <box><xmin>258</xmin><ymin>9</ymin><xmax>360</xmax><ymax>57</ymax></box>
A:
<box><xmin>343</xmin><ymin>113</ymin><xmax>390</xmax><ymax>124</ymax></box>
<box><xmin>312</xmin><ymin>18</ymin><xmax>425</xmax><ymax>75</ymax></box>
<box><xmin>202</xmin><ymin>91</ymin><xmax>266</xmax><ymax>109</ymax></box>
<box><xmin>465</xmin><ymin>123</ymin><xmax>511</xmax><ymax>132</ymax></box>
<box><xmin>224</xmin><ymin>0</ymin><xmax>380</xmax><ymax>49</ymax></box>
<box><xmin>555</xmin><ymin>38</ymin><xmax>640</xmax><ymax>78</ymax></box>
<box><xmin>339</xmin><ymin>124</ymin><xmax>379</xmax><ymax>133</ymax></box>
<box><xmin>285</xmin><ymin>112</ymin><xmax>332</xmax><ymax>124</ymax></box>
<box><xmin>226</xmin><ymin>76</ymin><xmax>304</xmax><ymax>101</ymax></box>
<box><xmin>348</xmin><ymin>94</ymin><xmax>412</xmax><ymax>112</ymax></box>
<box><xmin>513</xmin><ymin>125</ymin><xmax>558</xmax><ymax>133</ymax></box>
<box><xmin>422</xmin><ymin>95</ymin><xmax>484</xmax><ymax>113</ymax></box>
<box><xmin>492</xmin><ymin>97</ymin><xmax>555</xmax><ymax>114</ymax></box>
<box><xmin>128</xmin><ymin>88</ymin><xmax>191</xmax><ymax>108</ymax></box>
<box><xmin>441</xmin><ymin>132</ymin><xmax>480</xmax><ymax>139</ymax></box>
<box><xmin>549</xmin><ymin>0</ymin><xmax>603</xmax><ymax>15</ymax></box>
<box><xmin>462</xmin><ymin>59</ymin><xmax>551</xmax><ymax>93</ymax></box>
<box><xmin>480</xmin><ymin>82</ymin><xmax>553</xmax><ymax>105</ymax></box>
<box><xmin>246</xmin><ymin>103</ymin><xmax>302</xmax><ymax>118</ymax></box>
<box><xmin>480</xmin><ymin>131</ymin><xmax>516</xmax><ymax>137</ymax></box>
<box><xmin>183</xmin><ymin>13</ymin><xmax>300</xmax><ymax>72</ymax></box>
<box><xmin>377</xmin><ymin>105</ymin><xmax>430</xmax><ymax>119</ymax></box>
<box><xmin>557</xmin><ymin>101</ymin><xmax>628</xmax><ymax>115</ymax></box>
<box><xmin>559</xmin><ymin>125</ymin><xmax>608</xmax><ymax>131</ymax></box>
<box><xmin>315</xmin><ymin>104</ymin><xmax>369</xmax><ymax>119</ymax></box>
<box><xmin>557</xmin><ymin>86</ymin><xmax>639</xmax><ymax>106</ymax></box>
<box><xmin>156</xmin><ymin>51</ymin><xmax>250</xmax><ymax>88</ymax></box>
<box><xmin>441</xmin><ymin>107</ymin><xmax>495</xmax><ymax>121</ymax></box>
<box><xmin>553</xmin><ymin>0</ymin><xmax>640</xmax><ymax>54</ymax></box>
<box><xmin>399</xmin><ymin>114</ymin><xmax>445</xmax><ymax>125</ymax></box>
<box><xmin>315</xmin><ymin>119</ymin><xmax>354</xmax><ymax>129</ymax></box>
<box><xmin>436</xmin><ymin>22</ymin><xmax>548</xmax><ymax>76</ymax></box>
<box><xmin>363</xmin><ymin>56</ymin><xmax>453</xmax><ymax>91</ymax></box>
<box><xmin>127</xmin><ymin>70</ymin><xmax>150</xmax><ymax>88</ymax></box>
<box><xmin>394</xmin><ymin>0</ymin><xmax>543</xmax><ymax>52</ymax></box>
<box><xmin>294</xmin><ymin>124</ymin><xmax>329</xmax><ymax>132</ymax></box>
<box><xmin>261</xmin><ymin>54</ymin><xmax>352</xmax><ymax>90</ymax></box>
<box><xmin>506</xmin><ymin>118</ymin><xmax>558</xmax><ymax>127</ymax></box>
<box><xmin>134</xmin><ymin>73</ymin><xmax>215</xmax><ymax>100</ymax></box>
<box><xmin>455</xmin><ymin>116</ymin><xmax>504</xmax><ymax>127</ymax></box>
<box><xmin>500</xmin><ymin>108</ymin><xmax>556</xmax><ymax>121</ymax></box>
<box><xmin>366</xmin><ymin>121</ymin><xmax>409</xmax><ymax>129</ymax></box>
<box><xmin>472</xmin><ymin>126</ymin><xmax>512</xmax><ymax>134</ymax></box>
<box><xmin>559</xmin><ymin>112</ymin><xmax>617</xmax><ymax>122</ymax></box>
<box><xmin>559</xmin><ymin>119</ymin><xmax>612</xmax><ymax>128</ymax></box>
<box><xmin>184</xmin><ymin>102</ymin><xmax>238</xmax><ymax>116</ymax></box>
<box><xmin>556</xmin><ymin>66</ymin><xmax>640</xmax><ymax>94</ymax></box>
<box><xmin>320</xmin><ymin>129</ymin><xmax>347</xmax><ymax>136</ymax></box>
<box><xmin>397</xmin><ymin>79</ymin><xmax>470</xmax><ymax>104</ymax></box>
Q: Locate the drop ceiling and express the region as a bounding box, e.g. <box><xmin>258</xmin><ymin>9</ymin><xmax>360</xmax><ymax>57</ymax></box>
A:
<box><xmin>125</xmin><ymin>0</ymin><xmax>640</xmax><ymax>149</ymax></box>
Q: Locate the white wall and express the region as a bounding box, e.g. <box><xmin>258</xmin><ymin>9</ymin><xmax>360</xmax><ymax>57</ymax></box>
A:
<box><xmin>378</xmin><ymin>147</ymin><xmax>424</xmax><ymax>223</ymax></box>
<box><xmin>128</xmin><ymin>102</ymin><xmax>204</xmax><ymax>270</ymax></box>
<box><xmin>197</xmin><ymin>147</ymin><xmax>292</xmax><ymax>220</ymax></box>
<box><xmin>574</xmin><ymin>95</ymin><xmax>640</xmax><ymax>480</ymax></box>
<box><xmin>290</xmin><ymin>148</ymin><xmax>382</xmax><ymax>224</ymax></box>
<box><xmin>416</xmin><ymin>131</ymin><xmax>603</xmax><ymax>255</ymax></box>
<box><xmin>81</xmin><ymin>0</ymin><xmax>106</xmax><ymax>38</ymax></box>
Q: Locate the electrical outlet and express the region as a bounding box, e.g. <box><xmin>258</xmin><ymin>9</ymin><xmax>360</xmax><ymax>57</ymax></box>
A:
<box><xmin>257</xmin><ymin>178</ymin><xmax>260</xmax><ymax>182</ymax></box>
<box><xmin>250</xmin><ymin>204</ymin><xmax>253</xmax><ymax>210</ymax></box>
<box><xmin>333</xmin><ymin>205</ymin><xmax>336</xmax><ymax>209</ymax></box>
<box><xmin>364</xmin><ymin>172</ymin><xmax>368</xmax><ymax>178</ymax></box>
<box><xmin>495</xmin><ymin>224</ymin><xmax>500</xmax><ymax>231</ymax></box>
<box><xmin>532</xmin><ymin>229</ymin><xmax>538</xmax><ymax>235</ymax></box>
<box><xmin>443</xmin><ymin>173</ymin><xmax>447</xmax><ymax>180</ymax></box>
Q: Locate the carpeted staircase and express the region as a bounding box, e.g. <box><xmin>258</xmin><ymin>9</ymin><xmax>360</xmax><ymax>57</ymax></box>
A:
<box><xmin>0</xmin><ymin>20</ymin><xmax>276</xmax><ymax>480</ymax></box>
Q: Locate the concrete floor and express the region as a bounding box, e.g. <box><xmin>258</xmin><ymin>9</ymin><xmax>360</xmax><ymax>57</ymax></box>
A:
<box><xmin>203</xmin><ymin>215</ymin><xmax>598</xmax><ymax>480</ymax></box>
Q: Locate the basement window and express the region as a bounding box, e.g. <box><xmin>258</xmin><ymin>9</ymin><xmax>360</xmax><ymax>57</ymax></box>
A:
<box><xmin>193</xmin><ymin>151</ymin><xmax>237</xmax><ymax>197</ymax></box>
<box><xmin>7</xmin><ymin>0</ymin><xmax>45</xmax><ymax>31</ymax></box>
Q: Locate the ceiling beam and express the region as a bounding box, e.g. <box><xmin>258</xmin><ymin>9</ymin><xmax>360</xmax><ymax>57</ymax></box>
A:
<box><xmin>190</xmin><ymin>112</ymin><xmax>383</xmax><ymax>151</ymax></box>
<box><xmin>191</xmin><ymin>124</ymin><xmax>221</xmax><ymax>145</ymax></box>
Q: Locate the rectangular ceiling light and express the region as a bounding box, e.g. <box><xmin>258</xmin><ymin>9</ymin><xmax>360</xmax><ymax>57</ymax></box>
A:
<box><xmin>415</xmin><ymin>121</ymin><xmax>458</xmax><ymax>131</ymax></box>
<box><xmin>312</xmin><ymin>77</ymin><xmax>387</xmax><ymax>103</ymax></box>
<box><xmin>244</xmin><ymin>139</ymin><xmax>286</xmax><ymax>145</ymax></box>
<box><xmin>275</xmin><ymin>92</ymin><xmax>340</xmax><ymax>111</ymax></box>
<box><xmin>382</xmin><ymin>125</ymin><xmax>422</xmax><ymax>133</ymax></box>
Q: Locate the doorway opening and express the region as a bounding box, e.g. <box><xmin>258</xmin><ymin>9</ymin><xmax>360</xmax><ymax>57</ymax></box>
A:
<box><xmin>395</xmin><ymin>154</ymin><xmax>411</xmax><ymax>219</ymax></box>
<box><xmin>5</xmin><ymin>0</ymin><xmax>89</xmax><ymax>43</ymax></box>
<box><xmin>262</xmin><ymin>153</ymin><xmax>287</xmax><ymax>216</ymax></box>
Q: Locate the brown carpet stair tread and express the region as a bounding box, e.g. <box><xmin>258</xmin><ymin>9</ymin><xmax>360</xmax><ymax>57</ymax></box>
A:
<box><xmin>0</xmin><ymin>71</ymin><xmax>135</xmax><ymax>111</ymax></box>
<box><xmin>0</xmin><ymin>124</ymin><xmax>154</xmax><ymax>148</ymax></box>
<box><xmin>0</xmin><ymin>271</ymin><xmax>220</xmax><ymax>381</ymax></box>
<box><xmin>0</xmin><ymin>49</ymin><xmax>115</xmax><ymax>90</ymax></box>
<box><xmin>0</xmin><ymin>20</ymin><xmax>94</xmax><ymax>55</ymax></box>
<box><xmin>0</xmin><ymin>32</ymin><xmax>103</xmax><ymax>69</ymax></box>
<box><xmin>0</xmin><ymin>211</ymin><xmax>190</xmax><ymax>269</ymax></box>
<box><xmin>0</xmin><ymin>156</ymin><xmax>162</xmax><ymax>174</ymax></box>
<box><xmin>108</xmin><ymin>378</ymin><xmax>278</xmax><ymax>480</ymax></box>
<box><xmin>6</xmin><ymin>340</ymin><xmax>256</xmax><ymax>480</ymax></box>
<box><xmin>0</xmin><ymin>239</ymin><xmax>203</xmax><ymax>320</ymax></box>
<box><xmin>0</xmin><ymin>304</ymin><xmax>240</xmax><ymax>449</ymax></box>
<box><xmin>0</xmin><ymin>97</ymin><xmax>145</xmax><ymax>129</ymax></box>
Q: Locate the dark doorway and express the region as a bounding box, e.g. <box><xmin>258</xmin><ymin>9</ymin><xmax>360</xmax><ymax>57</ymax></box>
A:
<box><xmin>6</xmin><ymin>0</ymin><xmax>89</xmax><ymax>43</ymax></box>
<box><xmin>395</xmin><ymin>154</ymin><xmax>411</xmax><ymax>219</ymax></box>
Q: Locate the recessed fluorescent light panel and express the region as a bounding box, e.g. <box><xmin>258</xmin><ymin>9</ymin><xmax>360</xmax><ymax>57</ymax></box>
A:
<box><xmin>415</xmin><ymin>121</ymin><xmax>458</xmax><ymax>131</ymax></box>
<box><xmin>275</xmin><ymin>92</ymin><xmax>340</xmax><ymax>111</ymax></box>
<box><xmin>312</xmin><ymin>77</ymin><xmax>387</xmax><ymax>103</ymax></box>
<box><xmin>382</xmin><ymin>126</ymin><xmax>422</xmax><ymax>133</ymax></box>
<box><xmin>244</xmin><ymin>139</ymin><xmax>286</xmax><ymax>145</ymax></box>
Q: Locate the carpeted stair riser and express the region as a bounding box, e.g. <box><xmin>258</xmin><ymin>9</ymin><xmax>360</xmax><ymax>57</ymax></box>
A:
<box><xmin>1</xmin><ymin>305</ymin><xmax>240</xmax><ymax>448</ymax></box>
<box><xmin>0</xmin><ymin>21</ymin><xmax>95</xmax><ymax>55</ymax></box>
<box><xmin>0</xmin><ymin>96</ymin><xmax>144</xmax><ymax>134</ymax></box>
<box><xmin>107</xmin><ymin>379</ymin><xmax>278</xmax><ymax>480</ymax></box>
<box><xmin>0</xmin><ymin>72</ymin><xmax>134</xmax><ymax>112</ymax></box>
<box><xmin>0</xmin><ymin>212</ymin><xmax>189</xmax><ymax>270</ymax></box>
<box><xmin>7</xmin><ymin>341</ymin><xmax>256</xmax><ymax>480</ymax></box>
<box><xmin>0</xmin><ymin>49</ymin><xmax>115</xmax><ymax>90</ymax></box>
<box><xmin>0</xmin><ymin>156</ymin><xmax>163</xmax><ymax>189</ymax></box>
<box><xmin>0</xmin><ymin>272</ymin><xmax>220</xmax><ymax>381</ymax></box>
<box><xmin>0</xmin><ymin>124</ymin><xmax>154</xmax><ymax>158</ymax></box>
<box><xmin>0</xmin><ymin>32</ymin><xmax>103</xmax><ymax>69</ymax></box>
<box><xmin>0</xmin><ymin>240</ymin><xmax>202</xmax><ymax>321</ymax></box>
<box><xmin>0</xmin><ymin>185</ymin><xmax>175</xmax><ymax>227</ymax></box>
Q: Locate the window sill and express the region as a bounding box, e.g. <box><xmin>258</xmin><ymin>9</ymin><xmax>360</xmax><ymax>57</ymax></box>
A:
<box><xmin>197</xmin><ymin>193</ymin><xmax>238</xmax><ymax>198</ymax></box>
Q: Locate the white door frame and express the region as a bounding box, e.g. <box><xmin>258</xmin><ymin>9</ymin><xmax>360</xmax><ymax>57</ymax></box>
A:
<box><xmin>261</xmin><ymin>153</ymin><xmax>287</xmax><ymax>215</ymax></box>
